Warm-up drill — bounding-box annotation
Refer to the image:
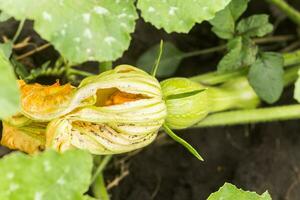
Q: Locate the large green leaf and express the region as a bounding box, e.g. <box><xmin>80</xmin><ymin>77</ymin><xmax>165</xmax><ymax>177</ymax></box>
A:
<box><xmin>0</xmin><ymin>0</ymin><xmax>138</xmax><ymax>63</ymax></box>
<box><xmin>0</xmin><ymin>46</ymin><xmax>20</xmax><ymax>119</ymax></box>
<box><xmin>210</xmin><ymin>0</ymin><xmax>249</xmax><ymax>39</ymax></box>
<box><xmin>137</xmin><ymin>0</ymin><xmax>231</xmax><ymax>33</ymax></box>
<box><xmin>248</xmin><ymin>52</ymin><xmax>284</xmax><ymax>104</ymax></box>
<box><xmin>207</xmin><ymin>183</ymin><xmax>272</xmax><ymax>200</ymax></box>
<box><xmin>0</xmin><ymin>150</ymin><xmax>93</xmax><ymax>200</ymax></box>
<box><xmin>137</xmin><ymin>42</ymin><xmax>184</xmax><ymax>77</ymax></box>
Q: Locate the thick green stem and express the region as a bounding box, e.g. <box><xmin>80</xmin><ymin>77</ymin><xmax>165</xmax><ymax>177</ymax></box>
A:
<box><xmin>266</xmin><ymin>0</ymin><xmax>300</xmax><ymax>26</ymax></box>
<box><xmin>206</xmin><ymin>77</ymin><xmax>260</xmax><ymax>112</ymax></box>
<box><xmin>283</xmin><ymin>50</ymin><xmax>300</xmax><ymax>66</ymax></box>
<box><xmin>190</xmin><ymin>68</ymin><xmax>247</xmax><ymax>85</ymax></box>
<box><xmin>193</xmin><ymin>104</ymin><xmax>300</xmax><ymax>127</ymax></box>
<box><xmin>284</xmin><ymin>64</ymin><xmax>300</xmax><ymax>86</ymax></box>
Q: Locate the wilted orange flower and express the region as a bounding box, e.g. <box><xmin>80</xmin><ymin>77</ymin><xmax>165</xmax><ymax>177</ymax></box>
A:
<box><xmin>18</xmin><ymin>80</ymin><xmax>75</xmax><ymax>121</ymax></box>
<box><xmin>1</xmin><ymin>121</ymin><xmax>46</xmax><ymax>154</ymax></box>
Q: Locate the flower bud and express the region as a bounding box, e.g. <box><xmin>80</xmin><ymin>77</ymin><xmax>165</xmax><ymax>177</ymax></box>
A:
<box><xmin>160</xmin><ymin>78</ymin><xmax>209</xmax><ymax>129</ymax></box>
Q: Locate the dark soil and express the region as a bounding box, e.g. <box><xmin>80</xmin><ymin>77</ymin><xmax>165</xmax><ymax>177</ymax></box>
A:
<box><xmin>1</xmin><ymin>0</ymin><xmax>300</xmax><ymax>200</ymax></box>
<box><xmin>109</xmin><ymin>121</ymin><xmax>300</xmax><ymax>200</ymax></box>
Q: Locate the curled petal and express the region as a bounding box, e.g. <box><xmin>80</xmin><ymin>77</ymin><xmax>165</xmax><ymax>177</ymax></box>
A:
<box><xmin>19</xmin><ymin>80</ymin><xmax>95</xmax><ymax>121</ymax></box>
<box><xmin>1</xmin><ymin>120</ymin><xmax>46</xmax><ymax>154</ymax></box>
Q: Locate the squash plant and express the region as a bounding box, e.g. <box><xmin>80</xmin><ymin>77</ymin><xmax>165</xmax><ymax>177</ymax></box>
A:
<box><xmin>0</xmin><ymin>0</ymin><xmax>300</xmax><ymax>199</ymax></box>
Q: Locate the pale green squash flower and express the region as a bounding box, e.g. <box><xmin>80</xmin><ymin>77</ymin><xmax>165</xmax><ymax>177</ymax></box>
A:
<box><xmin>45</xmin><ymin>65</ymin><xmax>167</xmax><ymax>154</ymax></box>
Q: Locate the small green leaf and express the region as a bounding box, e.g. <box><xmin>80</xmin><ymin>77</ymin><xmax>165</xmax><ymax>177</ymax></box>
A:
<box><xmin>207</xmin><ymin>183</ymin><xmax>272</xmax><ymax>200</ymax></box>
<box><xmin>218</xmin><ymin>36</ymin><xmax>258</xmax><ymax>72</ymax></box>
<box><xmin>228</xmin><ymin>0</ymin><xmax>249</xmax><ymax>20</ymax></box>
<box><xmin>0</xmin><ymin>0</ymin><xmax>138</xmax><ymax>63</ymax></box>
<box><xmin>0</xmin><ymin>150</ymin><xmax>93</xmax><ymax>200</ymax></box>
<box><xmin>240</xmin><ymin>37</ymin><xmax>258</xmax><ymax>67</ymax></box>
<box><xmin>163</xmin><ymin>124</ymin><xmax>203</xmax><ymax>161</ymax></box>
<box><xmin>248</xmin><ymin>52</ymin><xmax>284</xmax><ymax>103</ymax></box>
<box><xmin>210</xmin><ymin>9</ymin><xmax>235</xmax><ymax>39</ymax></box>
<box><xmin>237</xmin><ymin>14</ymin><xmax>273</xmax><ymax>37</ymax></box>
<box><xmin>137</xmin><ymin>42</ymin><xmax>184</xmax><ymax>77</ymax></box>
<box><xmin>137</xmin><ymin>0</ymin><xmax>231</xmax><ymax>33</ymax></box>
<box><xmin>210</xmin><ymin>0</ymin><xmax>249</xmax><ymax>39</ymax></box>
<box><xmin>0</xmin><ymin>48</ymin><xmax>20</xmax><ymax>119</ymax></box>
<box><xmin>218</xmin><ymin>37</ymin><xmax>243</xmax><ymax>71</ymax></box>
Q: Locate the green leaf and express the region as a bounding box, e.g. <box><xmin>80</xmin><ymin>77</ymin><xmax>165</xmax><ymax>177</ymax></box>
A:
<box><xmin>163</xmin><ymin>124</ymin><xmax>203</xmax><ymax>161</ymax></box>
<box><xmin>137</xmin><ymin>42</ymin><xmax>184</xmax><ymax>78</ymax></box>
<box><xmin>248</xmin><ymin>52</ymin><xmax>284</xmax><ymax>103</ymax></box>
<box><xmin>218</xmin><ymin>37</ymin><xmax>243</xmax><ymax>71</ymax></box>
<box><xmin>0</xmin><ymin>48</ymin><xmax>20</xmax><ymax>119</ymax></box>
<box><xmin>207</xmin><ymin>183</ymin><xmax>272</xmax><ymax>200</ymax></box>
<box><xmin>137</xmin><ymin>0</ymin><xmax>231</xmax><ymax>33</ymax></box>
<box><xmin>0</xmin><ymin>0</ymin><xmax>138</xmax><ymax>63</ymax></box>
<box><xmin>0</xmin><ymin>150</ymin><xmax>93</xmax><ymax>200</ymax></box>
<box><xmin>210</xmin><ymin>0</ymin><xmax>249</xmax><ymax>39</ymax></box>
<box><xmin>218</xmin><ymin>36</ymin><xmax>258</xmax><ymax>72</ymax></box>
<box><xmin>0</xmin><ymin>42</ymin><xmax>13</xmax><ymax>58</ymax></box>
<box><xmin>237</xmin><ymin>14</ymin><xmax>273</xmax><ymax>37</ymax></box>
<box><xmin>240</xmin><ymin>37</ymin><xmax>258</xmax><ymax>67</ymax></box>
<box><xmin>294</xmin><ymin>68</ymin><xmax>300</xmax><ymax>102</ymax></box>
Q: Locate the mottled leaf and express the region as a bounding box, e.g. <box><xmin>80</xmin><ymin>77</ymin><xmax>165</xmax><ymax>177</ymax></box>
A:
<box><xmin>0</xmin><ymin>150</ymin><xmax>93</xmax><ymax>200</ymax></box>
<box><xmin>137</xmin><ymin>0</ymin><xmax>231</xmax><ymax>33</ymax></box>
<box><xmin>0</xmin><ymin>0</ymin><xmax>138</xmax><ymax>63</ymax></box>
<box><xmin>248</xmin><ymin>52</ymin><xmax>284</xmax><ymax>103</ymax></box>
<box><xmin>208</xmin><ymin>183</ymin><xmax>272</xmax><ymax>200</ymax></box>
<box><xmin>137</xmin><ymin>42</ymin><xmax>184</xmax><ymax>77</ymax></box>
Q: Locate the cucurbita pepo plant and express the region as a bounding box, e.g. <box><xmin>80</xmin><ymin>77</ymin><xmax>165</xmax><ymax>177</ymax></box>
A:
<box><xmin>1</xmin><ymin>0</ymin><xmax>300</xmax><ymax>199</ymax></box>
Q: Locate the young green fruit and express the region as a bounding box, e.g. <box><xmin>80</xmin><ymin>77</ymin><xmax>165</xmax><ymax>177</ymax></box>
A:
<box><xmin>160</xmin><ymin>78</ymin><xmax>209</xmax><ymax>129</ymax></box>
<box><xmin>161</xmin><ymin>77</ymin><xmax>260</xmax><ymax>129</ymax></box>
